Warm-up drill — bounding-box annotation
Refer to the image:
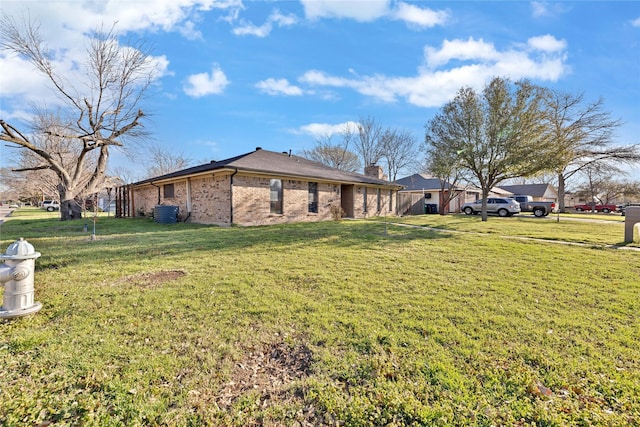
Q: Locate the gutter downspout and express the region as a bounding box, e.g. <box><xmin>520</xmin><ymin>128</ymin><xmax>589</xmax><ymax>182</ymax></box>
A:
<box><xmin>229</xmin><ymin>169</ymin><xmax>238</xmax><ymax>225</ymax></box>
<box><xmin>185</xmin><ymin>178</ymin><xmax>192</xmax><ymax>222</ymax></box>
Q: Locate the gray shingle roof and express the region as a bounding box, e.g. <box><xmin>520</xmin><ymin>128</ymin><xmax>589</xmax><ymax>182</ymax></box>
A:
<box><xmin>133</xmin><ymin>148</ymin><xmax>400</xmax><ymax>187</ymax></box>
<box><xmin>394</xmin><ymin>173</ymin><xmax>454</xmax><ymax>191</ymax></box>
<box><xmin>497</xmin><ymin>184</ymin><xmax>556</xmax><ymax>198</ymax></box>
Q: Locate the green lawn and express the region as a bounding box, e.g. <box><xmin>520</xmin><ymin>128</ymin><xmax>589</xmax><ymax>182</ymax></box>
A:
<box><xmin>1</xmin><ymin>209</ymin><xmax>639</xmax><ymax>426</ymax></box>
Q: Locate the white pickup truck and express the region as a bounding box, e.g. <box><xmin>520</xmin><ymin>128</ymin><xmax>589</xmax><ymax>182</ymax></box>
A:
<box><xmin>508</xmin><ymin>195</ymin><xmax>556</xmax><ymax>217</ymax></box>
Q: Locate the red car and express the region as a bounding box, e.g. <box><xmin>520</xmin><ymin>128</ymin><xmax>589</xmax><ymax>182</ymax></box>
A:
<box><xmin>573</xmin><ymin>203</ymin><xmax>617</xmax><ymax>213</ymax></box>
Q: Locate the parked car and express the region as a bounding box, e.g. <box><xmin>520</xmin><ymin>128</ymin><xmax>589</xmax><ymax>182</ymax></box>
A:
<box><xmin>508</xmin><ymin>195</ymin><xmax>556</xmax><ymax>217</ymax></box>
<box><xmin>462</xmin><ymin>198</ymin><xmax>521</xmax><ymax>217</ymax></box>
<box><xmin>9</xmin><ymin>203</ymin><xmax>20</xmax><ymax>209</ymax></box>
<box><xmin>41</xmin><ymin>200</ymin><xmax>60</xmax><ymax>212</ymax></box>
<box><xmin>620</xmin><ymin>203</ymin><xmax>640</xmax><ymax>217</ymax></box>
<box><xmin>573</xmin><ymin>203</ymin><xmax>617</xmax><ymax>213</ymax></box>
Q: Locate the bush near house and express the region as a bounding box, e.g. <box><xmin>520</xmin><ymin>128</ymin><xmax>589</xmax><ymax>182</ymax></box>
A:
<box><xmin>1</xmin><ymin>211</ymin><xmax>639</xmax><ymax>426</ymax></box>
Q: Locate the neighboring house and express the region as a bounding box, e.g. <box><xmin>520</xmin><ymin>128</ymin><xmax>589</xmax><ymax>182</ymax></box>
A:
<box><xmin>486</xmin><ymin>186</ymin><xmax>514</xmax><ymax>198</ymax></box>
<box><xmin>118</xmin><ymin>148</ymin><xmax>402</xmax><ymax>226</ymax></box>
<box><xmin>394</xmin><ymin>174</ymin><xmax>480</xmax><ymax>215</ymax></box>
<box><xmin>497</xmin><ymin>183</ymin><xmax>558</xmax><ymax>201</ymax></box>
<box><xmin>563</xmin><ymin>191</ymin><xmax>578</xmax><ymax>209</ymax></box>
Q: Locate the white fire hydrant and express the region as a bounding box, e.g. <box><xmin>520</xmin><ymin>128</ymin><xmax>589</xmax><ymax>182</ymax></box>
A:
<box><xmin>0</xmin><ymin>238</ymin><xmax>42</xmax><ymax>318</ymax></box>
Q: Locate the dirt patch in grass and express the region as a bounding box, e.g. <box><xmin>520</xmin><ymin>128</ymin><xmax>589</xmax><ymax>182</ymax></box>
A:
<box><xmin>111</xmin><ymin>270</ymin><xmax>186</xmax><ymax>288</ymax></box>
<box><xmin>217</xmin><ymin>340</ymin><xmax>313</xmax><ymax>410</ymax></box>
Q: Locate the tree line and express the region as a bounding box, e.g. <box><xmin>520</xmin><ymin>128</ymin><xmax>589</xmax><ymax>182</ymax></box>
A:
<box><xmin>300</xmin><ymin>116</ymin><xmax>419</xmax><ymax>182</ymax></box>
<box><xmin>423</xmin><ymin>77</ymin><xmax>640</xmax><ymax>220</ymax></box>
<box><xmin>304</xmin><ymin>76</ymin><xmax>640</xmax><ymax>221</ymax></box>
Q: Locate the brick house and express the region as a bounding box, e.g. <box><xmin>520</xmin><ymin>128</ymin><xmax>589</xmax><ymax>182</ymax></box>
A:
<box><xmin>120</xmin><ymin>148</ymin><xmax>403</xmax><ymax>226</ymax></box>
<box><xmin>395</xmin><ymin>173</ymin><xmax>478</xmax><ymax>215</ymax></box>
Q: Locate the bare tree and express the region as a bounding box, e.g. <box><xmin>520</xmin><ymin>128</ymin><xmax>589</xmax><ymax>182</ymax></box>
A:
<box><xmin>572</xmin><ymin>163</ymin><xmax>629</xmax><ymax>211</ymax></box>
<box><xmin>2</xmin><ymin>150</ymin><xmax>59</xmax><ymax>204</ymax></box>
<box><xmin>300</xmin><ymin>132</ymin><xmax>361</xmax><ymax>173</ymax></box>
<box><xmin>0</xmin><ymin>16</ymin><xmax>157</xmax><ymax>220</ymax></box>
<box><xmin>545</xmin><ymin>90</ymin><xmax>640</xmax><ymax>212</ymax></box>
<box><xmin>596</xmin><ymin>179</ymin><xmax>640</xmax><ymax>206</ymax></box>
<box><xmin>354</xmin><ymin>116</ymin><xmax>385</xmax><ymax>168</ymax></box>
<box><xmin>0</xmin><ymin>167</ymin><xmax>24</xmax><ymax>202</ymax></box>
<box><xmin>110</xmin><ymin>165</ymin><xmax>140</xmax><ymax>186</ymax></box>
<box><xmin>12</xmin><ymin>112</ymin><xmax>100</xmax><ymax>203</ymax></box>
<box><xmin>381</xmin><ymin>128</ymin><xmax>418</xmax><ymax>181</ymax></box>
<box><xmin>425</xmin><ymin>77</ymin><xmax>557</xmax><ymax>221</ymax></box>
<box><xmin>143</xmin><ymin>145</ymin><xmax>193</xmax><ymax>178</ymax></box>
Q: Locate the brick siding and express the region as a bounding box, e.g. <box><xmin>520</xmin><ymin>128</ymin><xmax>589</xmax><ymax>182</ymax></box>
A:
<box><xmin>132</xmin><ymin>171</ymin><xmax>398</xmax><ymax>226</ymax></box>
<box><xmin>353</xmin><ymin>186</ymin><xmax>395</xmax><ymax>218</ymax></box>
<box><xmin>190</xmin><ymin>175</ymin><xmax>231</xmax><ymax>224</ymax></box>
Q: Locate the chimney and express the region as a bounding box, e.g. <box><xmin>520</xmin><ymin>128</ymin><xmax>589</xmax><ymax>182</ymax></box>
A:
<box><xmin>364</xmin><ymin>164</ymin><xmax>385</xmax><ymax>180</ymax></box>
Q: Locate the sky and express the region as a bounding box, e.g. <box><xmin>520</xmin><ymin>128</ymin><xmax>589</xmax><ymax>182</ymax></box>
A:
<box><xmin>1</xmin><ymin>0</ymin><xmax>639</xmax><ymax>182</ymax></box>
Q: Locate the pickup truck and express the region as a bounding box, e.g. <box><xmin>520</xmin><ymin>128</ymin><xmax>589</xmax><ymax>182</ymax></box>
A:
<box><xmin>508</xmin><ymin>195</ymin><xmax>556</xmax><ymax>217</ymax></box>
<box><xmin>573</xmin><ymin>203</ymin><xmax>616</xmax><ymax>213</ymax></box>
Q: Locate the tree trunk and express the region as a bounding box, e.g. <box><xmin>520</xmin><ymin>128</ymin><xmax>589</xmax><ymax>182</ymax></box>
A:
<box><xmin>557</xmin><ymin>173</ymin><xmax>567</xmax><ymax>213</ymax></box>
<box><xmin>481</xmin><ymin>188</ymin><xmax>489</xmax><ymax>222</ymax></box>
<box><xmin>60</xmin><ymin>199</ymin><xmax>82</xmax><ymax>221</ymax></box>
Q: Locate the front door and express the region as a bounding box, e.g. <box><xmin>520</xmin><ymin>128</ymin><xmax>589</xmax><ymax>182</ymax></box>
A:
<box><xmin>341</xmin><ymin>185</ymin><xmax>354</xmax><ymax>218</ymax></box>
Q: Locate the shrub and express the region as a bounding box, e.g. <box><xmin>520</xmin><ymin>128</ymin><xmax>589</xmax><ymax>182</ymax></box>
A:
<box><xmin>329</xmin><ymin>204</ymin><xmax>345</xmax><ymax>221</ymax></box>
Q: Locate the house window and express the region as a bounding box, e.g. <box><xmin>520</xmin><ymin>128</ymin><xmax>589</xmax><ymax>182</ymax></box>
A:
<box><xmin>389</xmin><ymin>190</ymin><xmax>393</xmax><ymax>212</ymax></box>
<box><xmin>363</xmin><ymin>187</ymin><xmax>367</xmax><ymax>212</ymax></box>
<box><xmin>163</xmin><ymin>183</ymin><xmax>174</xmax><ymax>199</ymax></box>
<box><xmin>377</xmin><ymin>188</ymin><xmax>381</xmax><ymax>212</ymax></box>
<box><xmin>270</xmin><ymin>179</ymin><xmax>283</xmax><ymax>214</ymax></box>
<box><xmin>308</xmin><ymin>182</ymin><xmax>318</xmax><ymax>213</ymax></box>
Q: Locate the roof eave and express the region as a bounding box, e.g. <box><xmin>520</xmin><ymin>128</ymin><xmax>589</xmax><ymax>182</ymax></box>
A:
<box><xmin>133</xmin><ymin>166</ymin><xmax>402</xmax><ymax>189</ymax></box>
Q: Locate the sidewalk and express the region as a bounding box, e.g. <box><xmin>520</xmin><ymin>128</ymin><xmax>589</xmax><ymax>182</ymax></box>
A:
<box><xmin>382</xmin><ymin>220</ymin><xmax>640</xmax><ymax>252</ymax></box>
<box><xmin>0</xmin><ymin>206</ymin><xmax>14</xmax><ymax>225</ymax></box>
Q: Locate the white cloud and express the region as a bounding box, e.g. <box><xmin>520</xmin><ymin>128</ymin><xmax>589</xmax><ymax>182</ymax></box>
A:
<box><xmin>631</xmin><ymin>17</ymin><xmax>640</xmax><ymax>27</ymax></box>
<box><xmin>0</xmin><ymin>39</ymin><xmax>170</xmax><ymax>114</ymax></box>
<box><xmin>0</xmin><ymin>0</ymin><xmax>218</xmax><ymax>116</ymax></box>
<box><xmin>531</xmin><ymin>1</ymin><xmax>549</xmax><ymax>18</ymax></box>
<box><xmin>424</xmin><ymin>38</ymin><xmax>501</xmax><ymax>69</ymax></box>
<box><xmin>298</xmin><ymin>121</ymin><xmax>359</xmax><ymax>137</ymax></box>
<box><xmin>270</xmin><ymin>10</ymin><xmax>298</xmax><ymax>27</ymax></box>
<box><xmin>256</xmin><ymin>78</ymin><xmax>304</xmax><ymax>96</ymax></box>
<box><xmin>0</xmin><ymin>107</ymin><xmax>33</xmax><ymax>123</ymax></box>
<box><xmin>300</xmin><ymin>0</ymin><xmax>390</xmax><ymax>22</ymax></box>
<box><xmin>300</xmin><ymin>0</ymin><xmax>447</xmax><ymax>29</ymax></box>
<box><xmin>232</xmin><ymin>9</ymin><xmax>297</xmax><ymax>37</ymax></box>
<box><xmin>297</xmin><ymin>35</ymin><xmax>569</xmax><ymax>108</ymax></box>
<box><xmin>183</xmin><ymin>65</ymin><xmax>230</xmax><ymax>97</ymax></box>
<box><xmin>0</xmin><ymin>54</ymin><xmax>53</xmax><ymax>103</ymax></box>
<box><xmin>0</xmin><ymin>1</ymin><xmax>225</xmax><ymax>40</ymax></box>
<box><xmin>178</xmin><ymin>20</ymin><xmax>203</xmax><ymax>40</ymax></box>
<box><xmin>392</xmin><ymin>2</ymin><xmax>449</xmax><ymax>28</ymax></box>
<box><xmin>531</xmin><ymin>1</ymin><xmax>570</xmax><ymax>19</ymax></box>
<box><xmin>527</xmin><ymin>34</ymin><xmax>566</xmax><ymax>52</ymax></box>
<box><xmin>233</xmin><ymin>22</ymin><xmax>272</xmax><ymax>37</ymax></box>
<box><xmin>300</xmin><ymin>70</ymin><xmax>352</xmax><ymax>88</ymax></box>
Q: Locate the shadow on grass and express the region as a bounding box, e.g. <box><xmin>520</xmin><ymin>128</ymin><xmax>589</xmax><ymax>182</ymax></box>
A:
<box><xmin>1</xmin><ymin>216</ymin><xmax>457</xmax><ymax>271</ymax></box>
